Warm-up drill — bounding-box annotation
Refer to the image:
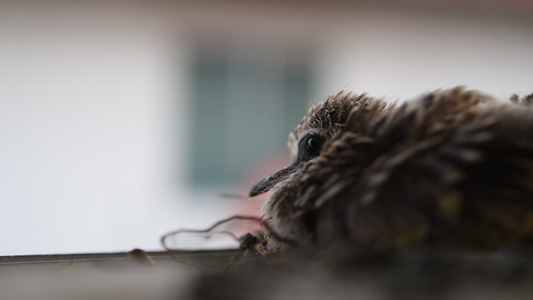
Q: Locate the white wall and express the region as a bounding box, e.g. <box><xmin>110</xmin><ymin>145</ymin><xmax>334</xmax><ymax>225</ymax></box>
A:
<box><xmin>315</xmin><ymin>9</ymin><xmax>533</xmax><ymax>101</ymax></box>
<box><xmin>0</xmin><ymin>3</ymin><xmax>233</xmax><ymax>255</ymax></box>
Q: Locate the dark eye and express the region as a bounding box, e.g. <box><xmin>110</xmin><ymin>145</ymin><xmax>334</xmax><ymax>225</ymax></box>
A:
<box><xmin>305</xmin><ymin>136</ymin><xmax>323</xmax><ymax>157</ymax></box>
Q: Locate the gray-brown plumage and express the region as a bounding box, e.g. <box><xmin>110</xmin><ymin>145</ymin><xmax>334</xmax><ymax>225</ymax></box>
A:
<box><xmin>250</xmin><ymin>87</ymin><xmax>533</xmax><ymax>251</ymax></box>
<box><xmin>185</xmin><ymin>88</ymin><xmax>533</xmax><ymax>300</ymax></box>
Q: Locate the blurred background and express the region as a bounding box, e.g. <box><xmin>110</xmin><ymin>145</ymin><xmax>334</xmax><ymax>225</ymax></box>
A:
<box><xmin>0</xmin><ymin>0</ymin><xmax>532</xmax><ymax>255</ymax></box>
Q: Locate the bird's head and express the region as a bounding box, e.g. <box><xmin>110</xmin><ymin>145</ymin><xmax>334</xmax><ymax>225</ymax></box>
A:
<box><xmin>249</xmin><ymin>91</ymin><xmax>375</xmax><ymax>197</ymax></box>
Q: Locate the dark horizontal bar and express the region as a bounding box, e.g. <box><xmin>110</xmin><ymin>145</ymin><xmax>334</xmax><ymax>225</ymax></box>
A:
<box><xmin>0</xmin><ymin>249</ymin><xmax>242</xmax><ymax>265</ymax></box>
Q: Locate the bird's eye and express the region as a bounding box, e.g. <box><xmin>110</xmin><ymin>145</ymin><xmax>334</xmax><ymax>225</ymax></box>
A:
<box><xmin>305</xmin><ymin>136</ymin><xmax>323</xmax><ymax>157</ymax></box>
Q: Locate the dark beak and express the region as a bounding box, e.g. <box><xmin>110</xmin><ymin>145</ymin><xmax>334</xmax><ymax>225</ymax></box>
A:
<box><xmin>249</xmin><ymin>162</ymin><xmax>298</xmax><ymax>197</ymax></box>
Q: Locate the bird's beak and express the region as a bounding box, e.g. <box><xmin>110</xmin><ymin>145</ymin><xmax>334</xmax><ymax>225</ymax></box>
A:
<box><xmin>249</xmin><ymin>162</ymin><xmax>298</xmax><ymax>197</ymax></box>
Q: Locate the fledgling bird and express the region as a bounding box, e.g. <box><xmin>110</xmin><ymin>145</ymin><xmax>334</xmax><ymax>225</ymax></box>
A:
<box><xmin>250</xmin><ymin>87</ymin><xmax>533</xmax><ymax>251</ymax></box>
<box><xmin>185</xmin><ymin>88</ymin><xmax>533</xmax><ymax>300</ymax></box>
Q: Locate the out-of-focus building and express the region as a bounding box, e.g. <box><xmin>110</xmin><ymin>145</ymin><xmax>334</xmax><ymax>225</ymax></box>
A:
<box><xmin>0</xmin><ymin>0</ymin><xmax>532</xmax><ymax>255</ymax></box>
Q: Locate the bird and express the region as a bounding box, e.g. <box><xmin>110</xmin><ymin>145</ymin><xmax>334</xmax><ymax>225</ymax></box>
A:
<box><xmin>249</xmin><ymin>87</ymin><xmax>533</xmax><ymax>252</ymax></box>
<box><xmin>184</xmin><ymin>88</ymin><xmax>533</xmax><ymax>300</ymax></box>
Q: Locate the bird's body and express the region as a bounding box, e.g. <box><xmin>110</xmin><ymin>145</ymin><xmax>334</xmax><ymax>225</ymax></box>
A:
<box><xmin>186</xmin><ymin>87</ymin><xmax>533</xmax><ymax>300</ymax></box>
<box><xmin>251</xmin><ymin>87</ymin><xmax>533</xmax><ymax>251</ymax></box>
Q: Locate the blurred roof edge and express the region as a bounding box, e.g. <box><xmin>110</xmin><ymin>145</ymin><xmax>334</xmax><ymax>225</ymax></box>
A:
<box><xmin>6</xmin><ymin>0</ymin><xmax>533</xmax><ymax>20</ymax></box>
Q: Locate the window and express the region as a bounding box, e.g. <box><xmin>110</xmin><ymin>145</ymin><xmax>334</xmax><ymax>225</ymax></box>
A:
<box><xmin>188</xmin><ymin>41</ymin><xmax>314</xmax><ymax>187</ymax></box>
